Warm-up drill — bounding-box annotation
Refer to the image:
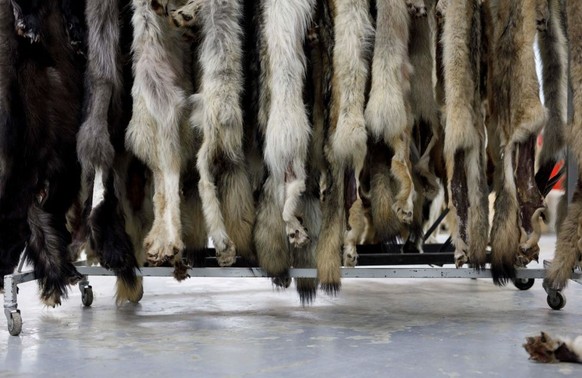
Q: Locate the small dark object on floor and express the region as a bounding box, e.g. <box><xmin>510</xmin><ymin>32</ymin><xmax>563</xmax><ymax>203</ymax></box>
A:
<box><xmin>523</xmin><ymin>332</ymin><xmax>582</xmax><ymax>363</ymax></box>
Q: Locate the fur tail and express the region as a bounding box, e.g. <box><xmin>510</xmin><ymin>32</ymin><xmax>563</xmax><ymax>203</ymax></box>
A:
<box><xmin>27</xmin><ymin>204</ymin><xmax>83</xmax><ymax>306</ymax></box>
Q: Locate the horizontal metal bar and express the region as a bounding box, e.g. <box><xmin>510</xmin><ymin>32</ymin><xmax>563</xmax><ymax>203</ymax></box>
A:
<box><xmin>7</xmin><ymin>265</ymin><xmax>582</xmax><ymax>281</ymax></box>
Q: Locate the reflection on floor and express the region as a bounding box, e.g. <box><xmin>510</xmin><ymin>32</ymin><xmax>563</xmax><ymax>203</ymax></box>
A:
<box><xmin>1</xmin><ymin>235</ymin><xmax>581</xmax><ymax>377</ymax></box>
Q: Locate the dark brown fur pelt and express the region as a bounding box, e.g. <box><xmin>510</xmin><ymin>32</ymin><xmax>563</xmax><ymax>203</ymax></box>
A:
<box><xmin>0</xmin><ymin>0</ymin><xmax>86</xmax><ymax>305</ymax></box>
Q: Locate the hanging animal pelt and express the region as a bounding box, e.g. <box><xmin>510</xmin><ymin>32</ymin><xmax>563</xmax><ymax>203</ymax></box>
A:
<box><xmin>314</xmin><ymin>0</ymin><xmax>373</xmax><ymax>293</ymax></box>
<box><xmin>545</xmin><ymin>0</ymin><xmax>582</xmax><ymax>292</ymax></box>
<box><xmin>488</xmin><ymin>0</ymin><xmax>548</xmax><ymax>284</ymax></box>
<box><xmin>76</xmin><ymin>0</ymin><xmax>147</xmax><ymax>304</ymax></box>
<box><xmin>126</xmin><ymin>0</ymin><xmax>196</xmax><ymax>279</ymax></box>
<box><xmin>0</xmin><ymin>0</ymin><xmax>86</xmax><ymax>305</ymax></box>
<box><xmin>535</xmin><ymin>0</ymin><xmax>568</xmax><ymax>198</ymax></box>
<box><xmin>253</xmin><ymin>0</ymin><xmax>322</xmax><ymax>302</ymax></box>
<box><xmin>442</xmin><ymin>0</ymin><xmax>489</xmax><ymax>268</ymax></box>
<box><xmin>171</xmin><ymin>0</ymin><xmax>256</xmax><ymax>267</ymax></box>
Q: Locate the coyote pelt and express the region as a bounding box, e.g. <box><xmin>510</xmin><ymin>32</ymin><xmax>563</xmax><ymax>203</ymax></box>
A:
<box><xmin>366</xmin><ymin>0</ymin><xmax>414</xmax><ymax>226</ymax></box>
<box><xmin>172</xmin><ymin>0</ymin><xmax>255</xmax><ymax>267</ymax></box>
<box><xmin>524</xmin><ymin>332</ymin><xmax>582</xmax><ymax>364</ymax></box>
<box><xmin>442</xmin><ymin>0</ymin><xmax>488</xmax><ymax>268</ymax></box>
<box><xmin>317</xmin><ymin>0</ymin><xmax>372</xmax><ymax>288</ymax></box>
<box><xmin>535</xmin><ymin>0</ymin><xmax>568</xmax><ymax>196</ymax></box>
<box><xmin>488</xmin><ymin>0</ymin><xmax>547</xmax><ymax>284</ymax></box>
<box><xmin>545</xmin><ymin>0</ymin><xmax>582</xmax><ymax>291</ymax></box>
<box><xmin>126</xmin><ymin>0</ymin><xmax>193</xmax><ymax>278</ymax></box>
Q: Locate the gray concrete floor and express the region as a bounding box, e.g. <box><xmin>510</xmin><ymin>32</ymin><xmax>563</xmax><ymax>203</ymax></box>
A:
<box><xmin>1</xmin><ymin>235</ymin><xmax>581</xmax><ymax>377</ymax></box>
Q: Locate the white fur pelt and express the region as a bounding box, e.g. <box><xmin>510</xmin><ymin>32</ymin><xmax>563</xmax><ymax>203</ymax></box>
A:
<box><xmin>545</xmin><ymin>0</ymin><xmax>582</xmax><ymax>291</ymax></box>
<box><xmin>172</xmin><ymin>0</ymin><xmax>255</xmax><ymax>266</ymax></box>
<box><xmin>488</xmin><ymin>0</ymin><xmax>548</xmax><ymax>284</ymax></box>
<box><xmin>126</xmin><ymin>0</ymin><xmax>193</xmax><ymax>277</ymax></box>
<box><xmin>262</xmin><ymin>0</ymin><xmax>315</xmax><ymax>251</ymax></box>
<box><xmin>442</xmin><ymin>0</ymin><xmax>489</xmax><ymax>268</ymax></box>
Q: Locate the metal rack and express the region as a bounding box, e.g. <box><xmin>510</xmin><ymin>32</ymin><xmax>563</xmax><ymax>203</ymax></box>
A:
<box><xmin>4</xmin><ymin>245</ymin><xmax>582</xmax><ymax>336</ymax></box>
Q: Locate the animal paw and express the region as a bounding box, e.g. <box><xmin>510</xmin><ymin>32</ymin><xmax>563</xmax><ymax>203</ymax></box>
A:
<box><xmin>170</xmin><ymin>0</ymin><xmax>202</xmax><ymax>28</ymax></box>
<box><xmin>173</xmin><ymin>259</ymin><xmax>190</xmax><ymax>281</ymax></box>
<box><xmin>144</xmin><ymin>233</ymin><xmax>184</xmax><ymax>266</ymax></box>
<box><xmin>287</xmin><ymin>224</ymin><xmax>310</xmax><ymax>249</ymax></box>
<box><xmin>343</xmin><ymin>244</ymin><xmax>358</xmax><ymax>267</ymax></box>
<box><xmin>272</xmin><ymin>275</ymin><xmax>291</xmax><ymax>289</ymax></box>
<box><xmin>454</xmin><ymin>251</ymin><xmax>468</xmax><ymax>268</ymax></box>
<box><xmin>406</xmin><ymin>0</ymin><xmax>427</xmax><ymax>18</ymax></box>
<box><xmin>393</xmin><ymin>200</ymin><xmax>413</xmax><ymax>224</ymax></box>
<box><xmin>41</xmin><ymin>290</ymin><xmax>62</xmax><ymax>308</ymax></box>
<box><xmin>215</xmin><ymin>238</ymin><xmax>236</xmax><ymax>267</ymax></box>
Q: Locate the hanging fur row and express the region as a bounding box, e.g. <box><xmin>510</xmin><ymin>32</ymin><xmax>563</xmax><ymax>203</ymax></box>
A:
<box><xmin>1</xmin><ymin>0</ymin><xmax>580</xmax><ymax>306</ymax></box>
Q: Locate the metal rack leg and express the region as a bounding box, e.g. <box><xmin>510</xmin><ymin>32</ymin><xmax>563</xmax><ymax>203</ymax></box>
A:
<box><xmin>4</xmin><ymin>274</ymin><xmax>23</xmax><ymax>336</ymax></box>
<box><xmin>78</xmin><ymin>276</ymin><xmax>93</xmax><ymax>307</ymax></box>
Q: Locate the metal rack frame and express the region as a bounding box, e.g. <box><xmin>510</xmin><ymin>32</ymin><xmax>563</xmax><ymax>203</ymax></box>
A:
<box><xmin>4</xmin><ymin>249</ymin><xmax>582</xmax><ymax>336</ymax></box>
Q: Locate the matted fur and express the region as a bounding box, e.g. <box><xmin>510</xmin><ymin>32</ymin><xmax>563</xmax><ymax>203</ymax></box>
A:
<box><xmin>442</xmin><ymin>0</ymin><xmax>488</xmax><ymax>268</ymax></box>
<box><xmin>126</xmin><ymin>0</ymin><xmax>193</xmax><ymax>276</ymax></box>
<box><xmin>0</xmin><ymin>0</ymin><xmax>85</xmax><ymax>305</ymax></box>
<box><xmin>545</xmin><ymin>0</ymin><xmax>582</xmax><ymax>291</ymax></box>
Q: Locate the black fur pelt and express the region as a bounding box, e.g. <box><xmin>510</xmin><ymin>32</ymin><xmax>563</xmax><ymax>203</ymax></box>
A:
<box><xmin>0</xmin><ymin>0</ymin><xmax>86</xmax><ymax>305</ymax></box>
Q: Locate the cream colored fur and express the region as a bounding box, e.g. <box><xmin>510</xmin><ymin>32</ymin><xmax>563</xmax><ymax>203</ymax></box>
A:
<box><xmin>262</xmin><ymin>0</ymin><xmax>315</xmax><ymax>249</ymax></box>
<box><xmin>126</xmin><ymin>0</ymin><xmax>193</xmax><ymax>270</ymax></box>
<box><xmin>365</xmin><ymin>0</ymin><xmax>415</xmax><ymax>225</ymax></box>
<box><xmin>177</xmin><ymin>0</ymin><xmax>255</xmax><ymax>266</ymax></box>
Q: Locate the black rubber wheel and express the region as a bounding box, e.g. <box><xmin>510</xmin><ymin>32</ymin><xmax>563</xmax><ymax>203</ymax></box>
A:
<box><xmin>513</xmin><ymin>278</ymin><xmax>535</xmax><ymax>291</ymax></box>
<box><xmin>81</xmin><ymin>286</ymin><xmax>93</xmax><ymax>307</ymax></box>
<box><xmin>547</xmin><ymin>292</ymin><xmax>566</xmax><ymax>310</ymax></box>
<box><xmin>8</xmin><ymin>311</ymin><xmax>22</xmax><ymax>336</ymax></box>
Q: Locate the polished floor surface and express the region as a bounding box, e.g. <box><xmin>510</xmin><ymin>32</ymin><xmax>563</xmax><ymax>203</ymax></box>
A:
<box><xmin>1</xmin><ymin>236</ymin><xmax>581</xmax><ymax>377</ymax></box>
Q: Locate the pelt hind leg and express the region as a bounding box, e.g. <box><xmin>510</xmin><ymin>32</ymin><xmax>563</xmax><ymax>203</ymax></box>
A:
<box><xmin>144</xmin><ymin>165</ymin><xmax>185</xmax><ymax>273</ymax></box>
<box><xmin>389</xmin><ymin>134</ymin><xmax>415</xmax><ymax>225</ymax></box>
<box><xmin>515</xmin><ymin>135</ymin><xmax>546</xmax><ymax>266</ymax></box>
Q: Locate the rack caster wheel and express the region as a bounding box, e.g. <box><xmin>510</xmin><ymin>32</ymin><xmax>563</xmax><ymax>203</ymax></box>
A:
<box><xmin>81</xmin><ymin>285</ymin><xmax>93</xmax><ymax>307</ymax></box>
<box><xmin>512</xmin><ymin>278</ymin><xmax>535</xmax><ymax>291</ymax></box>
<box><xmin>547</xmin><ymin>291</ymin><xmax>566</xmax><ymax>310</ymax></box>
<box><xmin>6</xmin><ymin>310</ymin><xmax>22</xmax><ymax>336</ymax></box>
